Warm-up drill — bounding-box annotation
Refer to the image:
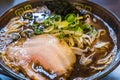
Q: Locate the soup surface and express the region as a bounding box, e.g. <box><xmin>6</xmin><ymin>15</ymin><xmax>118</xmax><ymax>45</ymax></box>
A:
<box><xmin>0</xmin><ymin>5</ymin><xmax>117</xmax><ymax>80</ymax></box>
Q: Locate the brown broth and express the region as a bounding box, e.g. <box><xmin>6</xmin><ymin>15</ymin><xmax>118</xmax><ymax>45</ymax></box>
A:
<box><xmin>68</xmin><ymin>14</ymin><xmax>117</xmax><ymax>79</ymax></box>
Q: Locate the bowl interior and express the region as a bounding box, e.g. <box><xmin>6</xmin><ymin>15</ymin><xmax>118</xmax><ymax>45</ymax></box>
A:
<box><xmin>0</xmin><ymin>0</ymin><xmax>120</xmax><ymax>80</ymax></box>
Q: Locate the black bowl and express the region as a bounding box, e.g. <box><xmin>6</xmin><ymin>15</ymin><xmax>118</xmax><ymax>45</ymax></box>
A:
<box><xmin>0</xmin><ymin>0</ymin><xmax>120</xmax><ymax>80</ymax></box>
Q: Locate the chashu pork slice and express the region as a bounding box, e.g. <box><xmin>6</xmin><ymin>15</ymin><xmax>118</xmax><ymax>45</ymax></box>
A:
<box><xmin>4</xmin><ymin>34</ymin><xmax>76</xmax><ymax>80</ymax></box>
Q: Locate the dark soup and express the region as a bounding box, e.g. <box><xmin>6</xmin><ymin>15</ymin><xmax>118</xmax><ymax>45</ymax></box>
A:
<box><xmin>0</xmin><ymin>5</ymin><xmax>117</xmax><ymax>80</ymax></box>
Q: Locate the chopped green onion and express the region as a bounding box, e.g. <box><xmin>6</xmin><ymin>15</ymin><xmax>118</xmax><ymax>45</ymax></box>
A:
<box><xmin>81</xmin><ymin>23</ymin><xmax>92</xmax><ymax>33</ymax></box>
<box><xmin>68</xmin><ymin>26</ymin><xmax>78</xmax><ymax>31</ymax></box>
<box><xmin>49</xmin><ymin>14</ymin><xmax>62</xmax><ymax>24</ymax></box>
<box><xmin>65</xmin><ymin>13</ymin><xmax>76</xmax><ymax>22</ymax></box>
<box><xmin>32</xmin><ymin>24</ymin><xmax>44</xmax><ymax>35</ymax></box>
<box><xmin>32</xmin><ymin>24</ymin><xmax>39</xmax><ymax>28</ymax></box>
<box><xmin>91</xmin><ymin>28</ymin><xmax>97</xmax><ymax>36</ymax></box>
<box><xmin>44</xmin><ymin>18</ymin><xmax>51</xmax><ymax>26</ymax></box>
<box><xmin>81</xmin><ymin>24</ymin><xmax>91</xmax><ymax>29</ymax></box>
<box><xmin>58</xmin><ymin>21</ymin><xmax>69</xmax><ymax>29</ymax></box>
<box><xmin>76</xmin><ymin>16</ymin><xmax>83</xmax><ymax>20</ymax></box>
<box><xmin>34</xmin><ymin>28</ymin><xmax>43</xmax><ymax>35</ymax></box>
<box><xmin>78</xmin><ymin>27</ymin><xmax>83</xmax><ymax>32</ymax></box>
<box><xmin>68</xmin><ymin>20</ymin><xmax>79</xmax><ymax>28</ymax></box>
<box><xmin>76</xmin><ymin>13</ymin><xmax>83</xmax><ymax>20</ymax></box>
<box><xmin>44</xmin><ymin>14</ymin><xmax>62</xmax><ymax>27</ymax></box>
<box><xmin>74</xmin><ymin>27</ymin><xmax>83</xmax><ymax>36</ymax></box>
<box><xmin>59</xmin><ymin>31</ymin><xmax>65</xmax><ymax>39</ymax></box>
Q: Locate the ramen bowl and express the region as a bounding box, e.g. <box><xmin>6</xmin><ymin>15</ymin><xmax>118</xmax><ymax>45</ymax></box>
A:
<box><xmin>0</xmin><ymin>0</ymin><xmax>120</xmax><ymax>80</ymax></box>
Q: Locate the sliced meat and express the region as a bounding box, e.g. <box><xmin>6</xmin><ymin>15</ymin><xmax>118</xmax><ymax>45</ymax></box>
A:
<box><xmin>4</xmin><ymin>34</ymin><xmax>76</xmax><ymax>80</ymax></box>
